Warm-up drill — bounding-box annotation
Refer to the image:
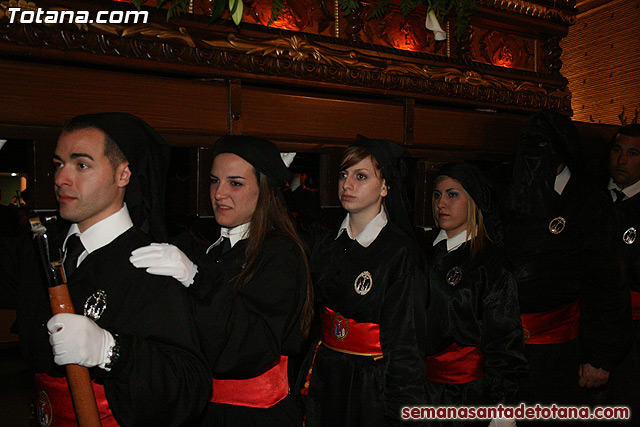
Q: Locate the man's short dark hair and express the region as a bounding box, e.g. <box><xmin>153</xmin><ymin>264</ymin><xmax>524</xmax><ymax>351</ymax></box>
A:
<box><xmin>618</xmin><ymin>124</ymin><xmax>640</xmax><ymax>138</ymax></box>
<box><xmin>62</xmin><ymin>118</ymin><xmax>128</xmax><ymax>170</ymax></box>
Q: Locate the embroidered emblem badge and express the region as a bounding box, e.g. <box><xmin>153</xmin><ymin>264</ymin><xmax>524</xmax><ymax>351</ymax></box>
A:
<box><xmin>84</xmin><ymin>290</ymin><xmax>107</xmax><ymax>321</ymax></box>
<box><xmin>37</xmin><ymin>390</ymin><xmax>52</xmax><ymax>427</ymax></box>
<box><xmin>623</xmin><ymin>227</ymin><xmax>637</xmax><ymax>245</ymax></box>
<box><xmin>446</xmin><ymin>266</ymin><xmax>463</xmax><ymax>286</ymax></box>
<box><xmin>523</xmin><ymin>327</ymin><xmax>531</xmax><ymax>342</ymax></box>
<box><xmin>332</xmin><ymin>313</ymin><xmax>349</xmax><ymax>341</ymax></box>
<box><xmin>548</xmin><ymin>216</ymin><xmax>566</xmax><ymax>234</ymax></box>
<box><xmin>354</xmin><ymin>271</ymin><xmax>373</xmax><ymax>295</ymax></box>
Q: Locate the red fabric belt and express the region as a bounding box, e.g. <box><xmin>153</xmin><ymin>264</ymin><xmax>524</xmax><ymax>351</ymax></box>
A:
<box><xmin>631</xmin><ymin>291</ymin><xmax>640</xmax><ymax>321</ymax></box>
<box><xmin>425</xmin><ymin>342</ymin><xmax>484</xmax><ymax>384</ymax></box>
<box><xmin>321</xmin><ymin>306</ymin><xmax>383</xmax><ymax>360</ymax></box>
<box><xmin>521</xmin><ymin>300</ymin><xmax>581</xmax><ymax>344</ymax></box>
<box><xmin>210</xmin><ymin>356</ymin><xmax>289</xmax><ymax>408</ymax></box>
<box><xmin>34</xmin><ymin>373</ymin><xmax>119</xmax><ymax>427</ymax></box>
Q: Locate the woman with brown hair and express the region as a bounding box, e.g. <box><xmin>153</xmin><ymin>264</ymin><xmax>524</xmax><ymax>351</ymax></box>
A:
<box><xmin>299</xmin><ymin>135</ymin><xmax>427</xmax><ymax>426</ymax></box>
<box><xmin>130</xmin><ymin>135</ymin><xmax>313</xmax><ymax>426</ymax></box>
<box><xmin>426</xmin><ymin>162</ymin><xmax>527</xmax><ymax>426</ymax></box>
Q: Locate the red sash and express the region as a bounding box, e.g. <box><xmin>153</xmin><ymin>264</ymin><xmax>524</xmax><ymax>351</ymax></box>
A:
<box><xmin>631</xmin><ymin>291</ymin><xmax>640</xmax><ymax>321</ymax></box>
<box><xmin>34</xmin><ymin>373</ymin><xmax>119</xmax><ymax>427</ymax></box>
<box><xmin>425</xmin><ymin>343</ymin><xmax>484</xmax><ymax>384</ymax></box>
<box><xmin>521</xmin><ymin>300</ymin><xmax>581</xmax><ymax>344</ymax></box>
<box><xmin>210</xmin><ymin>356</ymin><xmax>289</xmax><ymax>408</ymax></box>
<box><xmin>321</xmin><ymin>306</ymin><xmax>383</xmax><ymax>360</ymax></box>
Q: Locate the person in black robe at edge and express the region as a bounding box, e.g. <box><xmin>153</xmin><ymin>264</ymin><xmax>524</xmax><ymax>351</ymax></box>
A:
<box><xmin>602</xmin><ymin>123</ymin><xmax>640</xmax><ymax>425</ymax></box>
<box><xmin>130</xmin><ymin>135</ymin><xmax>313</xmax><ymax>427</ymax></box>
<box><xmin>426</xmin><ymin>163</ymin><xmax>527</xmax><ymax>427</ymax></box>
<box><xmin>502</xmin><ymin>110</ymin><xmax>632</xmax><ymax>423</ymax></box>
<box><xmin>13</xmin><ymin>113</ymin><xmax>211</xmax><ymax>426</ymax></box>
<box><xmin>296</xmin><ymin>135</ymin><xmax>428</xmax><ymax>426</ymax></box>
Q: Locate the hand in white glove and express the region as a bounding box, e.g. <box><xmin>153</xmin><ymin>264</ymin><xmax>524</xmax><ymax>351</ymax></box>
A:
<box><xmin>488</xmin><ymin>418</ymin><xmax>516</xmax><ymax>427</ymax></box>
<box><xmin>47</xmin><ymin>313</ymin><xmax>114</xmax><ymax>369</ymax></box>
<box><xmin>129</xmin><ymin>243</ymin><xmax>198</xmax><ymax>287</ymax></box>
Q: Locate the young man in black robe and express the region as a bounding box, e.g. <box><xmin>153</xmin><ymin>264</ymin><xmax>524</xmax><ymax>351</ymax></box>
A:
<box><xmin>502</xmin><ymin>110</ymin><xmax>631</xmax><ymax>412</ymax></box>
<box><xmin>16</xmin><ymin>113</ymin><xmax>210</xmax><ymax>426</ymax></box>
<box><xmin>604</xmin><ymin>123</ymin><xmax>640</xmax><ymax>423</ymax></box>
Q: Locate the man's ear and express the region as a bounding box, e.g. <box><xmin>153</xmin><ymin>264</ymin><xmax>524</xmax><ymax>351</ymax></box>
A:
<box><xmin>116</xmin><ymin>162</ymin><xmax>131</xmax><ymax>188</ymax></box>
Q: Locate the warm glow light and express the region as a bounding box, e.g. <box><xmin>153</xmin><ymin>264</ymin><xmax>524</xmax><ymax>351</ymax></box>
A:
<box><xmin>10</xmin><ymin>173</ymin><xmax>18</xmax><ymax>177</ymax></box>
<box><xmin>380</xmin><ymin>12</ymin><xmax>430</xmax><ymax>53</ymax></box>
<box><xmin>247</xmin><ymin>0</ymin><xmax>312</xmax><ymax>31</ymax></box>
<box><xmin>491</xmin><ymin>45</ymin><xmax>515</xmax><ymax>68</ymax></box>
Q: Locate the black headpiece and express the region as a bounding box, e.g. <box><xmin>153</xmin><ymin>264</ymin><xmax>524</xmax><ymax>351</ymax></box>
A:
<box><xmin>438</xmin><ymin>162</ymin><xmax>503</xmax><ymax>245</ymax></box>
<box><xmin>212</xmin><ymin>135</ymin><xmax>291</xmax><ymax>187</ymax></box>
<box><xmin>64</xmin><ymin>112</ymin><xmax>171</xmax><ymax>241</ymax></box>
<box><xmin>353</xmin><ymin>135</ymin><xmax>414</xmax><ymax>237</ymax></box>
<box><xmin>509</xmin><ymin>109</ymin><xmax>583</xmax><ymax>217</ymax></box>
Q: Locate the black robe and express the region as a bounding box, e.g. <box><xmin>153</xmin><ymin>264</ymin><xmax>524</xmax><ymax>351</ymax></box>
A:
<box><xmin>614</xmin><ymin>192</ymin><xmax>640</xmax><ymax>294</ymax></box>
<box><xmin>425</xmin><ymin>240</ymin><xmax>527</xmax><ymax>411</ymax></box>
<box><xmin>606</xmin><ymin>191</ymin><xmax>640</xmax><ymax>425</ymax></box>
<box><xmin>301</xmin><ymin>222</ymin><xmax>427</xmax><ymax>427</ymax></box>
<box><xmin>503</xmin><ymin>174</ymin><xmax>632</xmax><ymax>404</ymax></box>
<box><xmin>16</xmin><ymin>227</ymin><xmax>211</xmax><ymax>426</ymax></box>
<box><xmin>186</xmin><ymin>233</ymin><xmax>308</xmax><ymax>427</ymax></box>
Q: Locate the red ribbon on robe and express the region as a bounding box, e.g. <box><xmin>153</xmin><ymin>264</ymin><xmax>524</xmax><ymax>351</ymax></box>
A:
<box><xmin>34</xmin><ymin>373</ymin><xmax>120</xmax><ymax>427</ymax></box>
<box><xmin>210</xmin><ymin>356</ymin><xmax>289</xmax><ymax>408</ymax></box>
<box><xmin>425</xmin><ymin>342</ymin><xmax>484</xmax><ymax>384</ymax></box>
<box><xmin>631</xmin><ymin>291</ymin><xmax>640</xmax><ymax>321</ymax></box>
<box><xmin>521</xmin><ymin>300</ymin><xmax>581</xmax><ymax>344</ymax></box>
<box><xmin>321</xmin><ymin>306</ymin><xmax>383</xmax><ymax>360</ymax></box>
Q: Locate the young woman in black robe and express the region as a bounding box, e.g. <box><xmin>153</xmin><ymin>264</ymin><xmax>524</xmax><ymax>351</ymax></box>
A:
<box><xmin>298</xmin><ymin>136</ymin><xmax>428</xmax><ymax>426</ymax></box>
<box><xmin>131</xmin><ymin>135</ymin><xmax>313</xmax><ymax>426</ymax></box>
<box><xmin>426</xmin><ymin>163</ymin><xmax>527</xmax><ymax>427</ymax></box>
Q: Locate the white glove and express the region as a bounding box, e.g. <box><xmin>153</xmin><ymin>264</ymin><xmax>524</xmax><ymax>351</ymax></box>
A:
<box><xmin>129</xmin><ymin>243</ymin><xmax>198</xmax><ymax>287</ymax></box>
<box><xmin>488</xmin><ymin>419</ymin><xmax>516</xmax><ymax>427</ymax></box>
<box><xmin>47</xmin><ymin>313</ymin><xmax>114</xmax><ymax>369</ymax></box>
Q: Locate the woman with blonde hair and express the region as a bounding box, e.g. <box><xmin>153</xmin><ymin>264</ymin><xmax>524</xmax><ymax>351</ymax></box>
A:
<box><xmin>426</xmin><ymin>163</ymin><xmax>527</xmax><ymax>426</ymax></box>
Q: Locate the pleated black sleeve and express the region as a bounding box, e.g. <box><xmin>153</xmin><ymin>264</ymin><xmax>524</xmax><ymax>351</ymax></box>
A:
<box><xmin>613</xmin><ymin>193</ymin><xmax>640</xmax><ymax>293</ymax></box>
<box><xmin>426</xmin><ymin>242</ymin><xmax>527</xmax><ymax>404</ymax></box>
<box><xmin>503</xmin><ymin>176</ymin><xmax>632</xmax><ymax>371</ymax></box>
<box><xmin>17</xmin><ymin>227</ymin><xmax>211</xmax><ymax>427</ymax></box>
<box><xmin>309</xmin><ymin>222</ymin><xmax>428</xmax><ymax>426</ymax></box>
<box><xmin>187</xmin><ymin>233</ymin><xmax>307</xmax><ymax>378</ymax></box>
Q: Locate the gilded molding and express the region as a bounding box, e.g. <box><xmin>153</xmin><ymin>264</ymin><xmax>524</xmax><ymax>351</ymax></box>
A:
<box><xmin>0</xmin><ymin>11</ymin><xmax>571</xmax><ymax>111</ymax></box>
<box><xmin>0</xmin><ymin>0</ymin><xmax>37</xmax><ymax>19</ymax></box>
<box><xmin>478</xmin><ymin>0</ymin><xmax>577</xmax><ymax>25</ymax></box>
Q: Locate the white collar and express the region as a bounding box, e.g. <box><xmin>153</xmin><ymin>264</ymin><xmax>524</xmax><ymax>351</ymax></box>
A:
<box><xmin>335</xmin><ymin>207</ymin><xmax>388</xmax><ymax>248</ymax></box>
<box><xmin>608</xmin><ymin>177</ymin><xmax>640</xmax><ymax>201</ymax></box>
<box><xmin>554</xmin><ymin>166</ymin><xmax>571</xmax><ymax>195</ymax></box>
<box><xmin>433</xmin><ymin>229</ymin><xmax>470</xmax><ymax>252</ymax></box>
<box><xmin>64</xmin><ymin>204</ymin><xmax>133</xmax><ymax>265</ymax></box>
<box><xmin>206</xmin><ymin>222</ymin><xmax>250</xmax><ymax>254</ymax></box>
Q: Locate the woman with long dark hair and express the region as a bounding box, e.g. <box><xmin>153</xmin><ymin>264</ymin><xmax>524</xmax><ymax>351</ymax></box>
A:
<box><xmin>131</xmin><ymin>135</ymin><xmax>313</xmax><ymax>426</ymax></box>
<box><xmin>426</xmin><ymin>163</ymin><xmax>527</xmax><ymax>426</ymax></box>
<box><xmin>299</xmin><ymin>136</ymin><xmax>427</xmax><ymax>426</ymax></box>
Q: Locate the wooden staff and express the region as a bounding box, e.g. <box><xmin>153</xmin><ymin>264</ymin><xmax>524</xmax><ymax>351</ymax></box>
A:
<box><xmin>30</xmin><ymin>215</ymin><xmax>102</xmax><ymax>427</ymax></box>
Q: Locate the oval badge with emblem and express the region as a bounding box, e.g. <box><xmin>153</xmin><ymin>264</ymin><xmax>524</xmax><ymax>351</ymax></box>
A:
<box><xmin>37</xmin><ymin>390</ymin><xmax>52</xmax><ymax>427</ymax></box>
<box><xmin>332</xmin><ymin>313</ymin><xmax>349</xmax><ymax>341</ymax></box>
<box><xmin>548</xmin><ymin>216</ymin><xmax>566</xmax><ymax>234</ymax></box>
<box><xmin>84</xmin><ymin>289</ymin><xmax>107</xmax><ymax>321</ymax></box>
<box><xmin>446</xmin><ymin>266</ymin><xmax>463</xmax><ymax>286</ymax></box>
<box><xmin>623</xmin><ymin>227</ymin><xmax>637</xmax><ymax>245</ymax></box>
<box><xmin>354</xmin><ymin>271</ymin><xmax>373</xmax><ymax>295</ymax></box>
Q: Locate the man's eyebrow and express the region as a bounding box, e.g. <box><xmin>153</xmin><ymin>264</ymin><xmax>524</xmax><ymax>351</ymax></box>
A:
<box><xmin>70</xmin><ymin>153</ymin><xmax>95</xmax><ymax>161</ymax></box>
<box><xmin>53</xmin><ymin>153</ymin><xmax>95</xmax><ymax>161</ymax></box>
